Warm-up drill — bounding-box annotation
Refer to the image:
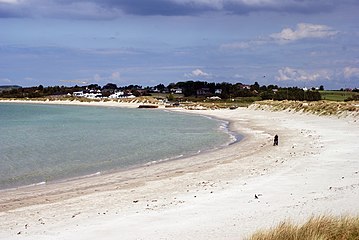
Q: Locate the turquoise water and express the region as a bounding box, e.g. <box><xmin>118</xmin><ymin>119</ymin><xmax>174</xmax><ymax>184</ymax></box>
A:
<box><xmin>0</xmin><ymin>103</ymin><xmax>234</xmax><ymax>189</ymax></box>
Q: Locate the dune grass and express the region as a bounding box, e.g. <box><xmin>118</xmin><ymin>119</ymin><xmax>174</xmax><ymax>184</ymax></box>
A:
<box><xmin>248</xmin><ymin>215</ymin><xmax>359</xmax><ymax>240</ymax></box>
<box><xmin>251</xmin><ymin>100</ymin><xmax>359</xmax><ymax>117</ymax></box>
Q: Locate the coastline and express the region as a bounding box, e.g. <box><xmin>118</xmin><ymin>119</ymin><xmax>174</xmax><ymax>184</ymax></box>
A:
<box><xmin>0</xmin><ymin>99</ymin><xmax>143</xmax><ymax>108</ymax></box>
<box><xmin>0</xmin><ymin>100</ymin><xmax>358</xmax><ymax>239</ymax></box>
<box><xmin>0</xmin><ymin>100</ymin><xmax>237</xmax><ymax>191</ymax></box>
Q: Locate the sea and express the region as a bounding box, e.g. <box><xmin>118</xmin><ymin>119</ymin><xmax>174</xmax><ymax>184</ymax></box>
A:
<box><xmin>0</xmin><ymin>103</ymin><xmax>238</xmax><ymax>190</ymax></box>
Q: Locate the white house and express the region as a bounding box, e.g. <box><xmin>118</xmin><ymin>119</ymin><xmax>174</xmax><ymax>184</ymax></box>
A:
<box><xmin>73</xmin><ymin>91</ymin><xmax>84</xmax><ymax>97</ymax></box>
<box><xmin>170</xmin><ymin>88</ymin><xmax>183</xmax><ymax>94</ymax></box>
<box><xmin>83</xmin><ymin>93</ymin><xmax>102</xmax><ymax>99</ymax></box>
<box><xmin>109</xmin><ymin>91</ymin><xmax>136</xmax><ymax>99</ymax></box>
<box><xmin>109</xmin><ymin>91</ymin><xmax>125</xmax><ymax>99</ymax></box>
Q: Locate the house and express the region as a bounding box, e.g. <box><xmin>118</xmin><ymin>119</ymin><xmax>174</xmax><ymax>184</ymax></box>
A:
<box><xmin>215</xmin><ymin>89</ymin><xmax>222</xmax><ymax>95</ymax></box>
<box><xmin>83</xmin><ymin>93</ymin><xmax>102</xmax><ymax>99</ymax></box>
<box><xmin>241</xmin><ymin>85</ymin><xmax>251</xmax><ymax>90</ymax></box>
<box><xmin>73</xmin><ymin>91</ymin><xmax>84</xmax><ymax>97</ymax></box>
<box><xmin>73</xmin><ymin>90</ymin><xmax>103</xmax><ymax>99</ymax></box>
<box><xmin>109</xmin><ymin>91</ymin><xmax>125</xmax><ymax>99</ymax></box>
<box><xmin>109</xmin><ymin>91</ymin><xmax>135</xmax><ymax>99</ymax></box>
<box><xmin>170</xmin><ymin>88</ymin><xmax>183</xmax><ymax>94</ymax></box>
<box><xmin>197</xmin><ymin>88</ymin><xmax>211</xmax><ymax>96</ymax></box>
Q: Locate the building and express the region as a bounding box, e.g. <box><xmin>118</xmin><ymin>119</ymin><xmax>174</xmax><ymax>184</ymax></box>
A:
<box><xmin>170</xmin><ymin>88</ymin><xmax>183</xmax><ymax>94</ymax></box>
<box><xmin>196</xmin><ymin>88</ymin><xmax>211</xmax><ymax>96</ymax></box>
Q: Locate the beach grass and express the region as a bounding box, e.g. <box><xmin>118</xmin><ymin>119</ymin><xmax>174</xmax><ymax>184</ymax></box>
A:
<box><xmin>248</xmin><ymin>215</ymin><xmax>359</xmax><ymax>240</ymax></box>
<box><xmin>252</xmin><ymin>100</ymin><xmax>359</xmax><ymax>117</ymax></box>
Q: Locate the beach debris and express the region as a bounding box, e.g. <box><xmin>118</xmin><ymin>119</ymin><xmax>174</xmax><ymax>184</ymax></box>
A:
<box><xmin>17</xmin><ymin>231</ymin><xmax>21</xmax><ymax>235</ymax></box>
<box><xmin>25</xmin><ymin>224</ymin><xmax>28</xmax><ymax>229</ymax></box>
<box><xmin>133</xmin><ymin>200</ymin><xmax>139</xmax><ymax>203</ymax></box>
<box><xmin>255</xmin><ymin>194</ymin><xmax>263</xmax><ymax>199</ymax></box>
<box><xmin>72</xmin><ymin>212</ymin><xmax>81</xmax><ymax>218</ymax></box>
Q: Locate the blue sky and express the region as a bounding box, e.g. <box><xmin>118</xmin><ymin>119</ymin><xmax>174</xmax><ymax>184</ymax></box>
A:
<box><xmin>0</xmin><ymin>0</ymin><xmax>358</xmax><ymax>89</ymax></box>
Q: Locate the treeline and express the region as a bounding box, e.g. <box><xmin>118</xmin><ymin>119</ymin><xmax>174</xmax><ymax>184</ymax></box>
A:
<box><xmin>0</xmin><ymin>81</ymin><xmax>322</xmax><ymax>101</ymax></box>
<box><xmin>166</xmin><ymin>81</ymin><xmax>321</xmax><ymax>101</ymax></box>
<box><xmin>0</xmin><ymin>85</ymin><xmax>83</xmax><ymax>98</ymax></box>
<box><xmin>260</xmin><ymin>88</ymin><xmax>321</xmax><ymax>101</ymax></box>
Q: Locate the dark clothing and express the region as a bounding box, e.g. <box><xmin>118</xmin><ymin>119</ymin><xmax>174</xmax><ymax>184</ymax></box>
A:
<box><xmin>273</xmin><ymin>135</ymin><xmax>278</xmax><ymax>146</ymax></box>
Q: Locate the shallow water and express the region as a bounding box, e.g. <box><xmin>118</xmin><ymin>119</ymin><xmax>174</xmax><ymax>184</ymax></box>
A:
<box><xmin>0</xmin><ymin>103</ymin><xmax>234</xmax><ymax>189</ymax></box>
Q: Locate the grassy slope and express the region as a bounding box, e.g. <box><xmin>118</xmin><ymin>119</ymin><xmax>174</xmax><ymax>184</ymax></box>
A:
<box><xmin>320</xmin><ymin>90</ymin><xmax>359</xmax><ymax>101</ymax></box>
<box><xmin>248</xmin><ymin>215</ymin><xmax>359</xmax><ymax>240</ymax></box>
<box><xmin>251</xmin><ymin>100</ymin><xmax>359</xmax><ymax>117</ymax></box>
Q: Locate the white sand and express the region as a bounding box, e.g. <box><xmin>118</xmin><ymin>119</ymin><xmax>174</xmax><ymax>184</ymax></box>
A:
<box><xmin>0</xmin><ymin>105</ymin><xmax>358</xmax><ymax>239</ymax></box>
<box><xmin>0</xmin><ymin>99</ymin><xmax>143</xmax><ymax>108</ymax></box>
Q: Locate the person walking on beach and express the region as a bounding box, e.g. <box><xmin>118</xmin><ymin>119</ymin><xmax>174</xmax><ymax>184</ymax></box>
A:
<box><xmin>273</xmin><ymin>134</ymin><xmax>278</xmax><ymax>146</ymax></box>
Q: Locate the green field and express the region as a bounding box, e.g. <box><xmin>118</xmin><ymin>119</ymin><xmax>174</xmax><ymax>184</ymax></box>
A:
<box><xmin>319</xmin><ymin>90</ymin><xmax>358</xmax><ymax>101</ymax></box>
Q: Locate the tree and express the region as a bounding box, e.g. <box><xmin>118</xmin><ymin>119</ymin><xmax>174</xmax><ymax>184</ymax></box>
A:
<box><xmin>103</xmin><ymin>83</ymin><xmax>118</xmax><ymax>90</ymax></box>
<box><xmin>319</xmin><ymin>85</ymin><xmax>324</xmax><ymax>91</ymax></box>
<box><xmin>250</xmin><ymin>82</ymin><xmax>260</xmax><ymax>91</ymax></box>
<box><xmin>155</xmin><ymin>84</ymin><xmax>166</xmax><ymax>92</ymax></box>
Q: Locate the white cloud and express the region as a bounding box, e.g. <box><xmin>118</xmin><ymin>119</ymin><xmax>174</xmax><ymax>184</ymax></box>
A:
<box><xmin>185</xmin><ymin>68</ymin><xmax>212</xmax><ymax>78</ymax></box>
<box><xmin>59</xmin><ymin>79</ymin><xmax>89</xmax><ymax>85</ymax></box>
<box><xmin>110</xmin><ymin>71</ymin><xmax>121</xmax><ymax>81</ymax></box>
<box><xmin>59</xmin><ymin>72</ymin><xmax>121</xmax><ymax>85</ymax></box>
<box><xmin>343</xmin><ymin>67</ymin><xmax>359</xmax><ymax>79</ymax></box>
<box><xmin>271</xmin><ymin>23</ymin><xmax>338</xmax><ymax>43</ymax></box>
<box><xmin>0</xmin><ymin>0</ymin><xmax>19</xmax><ymax>4</ymax></box>
<box><xmin>0</xmin><ymin>78</ymin><xmax>12</xmax><ymax>83</ymax></box>
<box><xmin>220</xmin><ymin>23</ymin><xmax>336</xmax><ymax>51</ymax></box>
<box><xmin>93</xmin><ymin>74</ymin><xmax>102</xmax><ymax>82</ymax></box>
<box><xmin>220</xmin><ymin>42</ymin><xmax>250</xmax><ymax>50</ymax></box>
<box><xmin>220</xmin><ymin>39</ymin><xmax>267</xmax><ymax>50</ymax></box>
<box><xmin>92</xmin><ymin>72</ymin><xmax>122</xmax><ymax>82</ymax></box>
<box><xmin>234</xmin><ymin>74</ymin><xmax>244</xmax><ymax>78</ymax></box>
<box><xmin>276</xmin><ymin>67</ymin><xmax>331</xmax><ymax>81</ymax></box>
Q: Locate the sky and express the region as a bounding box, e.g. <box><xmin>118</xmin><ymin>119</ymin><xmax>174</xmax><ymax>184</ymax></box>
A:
<box><xmin>0</xmin><ymin>0</ymin><xmax>359</xmax><ymax>89</ymax></box>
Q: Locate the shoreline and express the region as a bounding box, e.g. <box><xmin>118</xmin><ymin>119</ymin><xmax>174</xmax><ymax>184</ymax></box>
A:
<box><xmin>0</xmin><ymin>101</ymin><xmax>358</xmax><ymax>239</ymax></box>
<box><xmin>0</xmin><ymin>100</ymin><xmax>240</xmax><ymax>192</ymax></box>
<box><xmin>0</xmin><ymin>99</ymin><xmax>144</xmax><ymax>108</ymax></box>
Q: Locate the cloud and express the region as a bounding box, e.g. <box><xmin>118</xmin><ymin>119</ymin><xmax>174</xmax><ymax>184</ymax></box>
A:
<box><xmin>0</xmin><ymin>77</ymin><xmax>12</xmax><ymax>83</ymax></box>
<box><xmin>185</xmin><ymin>68</ymin><xmax>212</xmax><ymax>78</ymax></box>
<box><xmin>0</xmin><ymin>0</ymin><xmax>20</xmax><ymax>3</ymax></box>
<box><xmin>221</xmin><ymin>23</ymin><xmax>338</xmax><ymax>51</ymax></box>
<box><xmin>59</xmin><ymin>71</ymin><xmax>121</xmax><ymax>85</ymax></box>
<box><xmin>220</xmin><ymin>42</ymin><xmax>251</xmax><ymax>50</ymax></box>
<box><xmin>0</xmin><ymin>0</ymin><xmax>352</xmax><ymax>19</ymax></box>
<box><xmin>60</xmin><ymin>79</ymin><xmax>89</xmax><ymax>85</ymax></box>
<box><xmin>270</xmin><ymin>23</ymin><xmax>338</xmax><ymax>43</ymax></box>
<box><xmin>343</xmin><ymin>67</ymin><xmax>359</xmax><ymax>79</ymax></box>
<box><xmin>276</xmin><ymin>67</ymin><xmax>331</xmax><ymax>81</ymax></box>
<box><xmin>220</xmin><ymin>39</ymin><xmax>268</xmax><ymax>50</ymax></box>
<box><xmin>93</xmin><ymin>71</ymin><xmax>122</xmax><ymax>82</ymax></box>
<box><xmin>110</xmin><ymin>71</ymin><xmax>121</xmax><ymax>81</ymax></box>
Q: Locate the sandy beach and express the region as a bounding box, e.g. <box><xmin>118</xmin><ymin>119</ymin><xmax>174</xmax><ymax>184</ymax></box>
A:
<box><xmin>0</xmin><ymin>102</ymin><xmax>358</xmax><ymax>239</ymax></box>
